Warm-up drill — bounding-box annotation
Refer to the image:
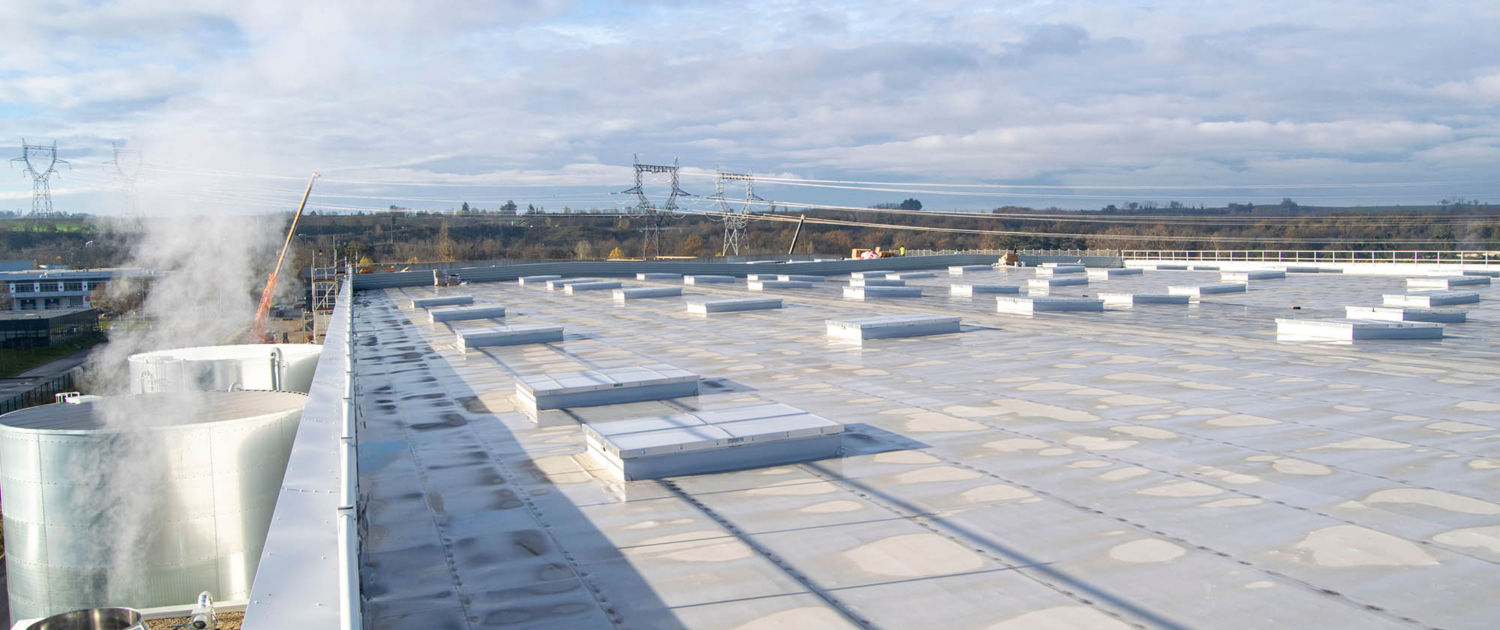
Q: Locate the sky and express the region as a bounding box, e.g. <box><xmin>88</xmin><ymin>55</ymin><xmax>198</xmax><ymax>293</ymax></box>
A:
<box><xmin>1</xmin><ymin>0</ymin><xmax>1498</xmax><ymax>216</ymax></box>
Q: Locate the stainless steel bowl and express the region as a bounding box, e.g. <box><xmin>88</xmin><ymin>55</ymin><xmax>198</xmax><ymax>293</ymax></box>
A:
<box><xmin>25</xmin><ymin>608</ymin><xmax>146</xmax><ymax>630</ymax></box>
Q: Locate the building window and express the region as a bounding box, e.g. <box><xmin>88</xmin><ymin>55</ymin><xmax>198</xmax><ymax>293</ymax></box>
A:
<box><xmin>63</xmin><ymin>282</ymin><xmax>82</xmax><ymax>292</ymax></box>
<box><xmin>12</xmin><ymin>283</ymin><xmax>33</xmax><ymax>293</ymax></box>
<box><xmin>38</xmin><ymin>283</ymin><xmax>58</xmax><ymax>292</ymax></box>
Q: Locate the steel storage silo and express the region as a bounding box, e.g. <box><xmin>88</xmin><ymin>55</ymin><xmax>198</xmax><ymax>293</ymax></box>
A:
<box><xmin>0</xmin><ymin>390</ymin><xmax>306</xmax><ymax>622</ymax></box>
<box><xmin>127</xmin><ymin>344</ymin><xmax>322</xmax><ymax>394</ymax></box>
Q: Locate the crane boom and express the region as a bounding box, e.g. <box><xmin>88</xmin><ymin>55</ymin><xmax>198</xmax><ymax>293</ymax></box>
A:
<box><xmin>250</xmin><ymin>173</ymin><xmax>319</xmax><ymax>343</ymax></box>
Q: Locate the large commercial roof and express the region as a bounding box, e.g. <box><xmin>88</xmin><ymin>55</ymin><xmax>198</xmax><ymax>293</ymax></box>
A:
<box><xmin>350</xmin><ymin>261</ymin><xmax>1499</xmax><ymax>629</ymax></box>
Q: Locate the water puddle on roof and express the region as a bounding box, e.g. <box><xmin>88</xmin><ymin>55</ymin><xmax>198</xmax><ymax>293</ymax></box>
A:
<box><xmin>989</xmin><ymin>399</ymin><xmax>1101</xmax><ymax>422</ymax></box>
<box><xmin>959</xmin><ymin>484</ymin><xmax>1034</xmax><ymax>503</ymax></box>
<box><xmin>634</xmin><ymin>531</ymin><xmax>753</xmax><ymax>563</ymax></box>
<box><xmin>1201</xmin><ymin>497</ymin><xmax>1263</xmax><ymax>508</ymax></box>
<box><xmin>1308</xmin><ymin>437</ymin><xmax>1411</xmax><ymax>450</ymax></box>
<box><xmin>941</xmin><ymin>404</ymin><xmax>1008</xmax><ymax>418</ymax></box>
<box><xmin>1271</xmin><ymin>458</ymin><xmax>1333</xmax><ymax>475</ymax></box>
<box><xmin>871</xmin><ymin>450</ymin><xmax>939</xmax><ymax>465</ymax></box>
<box><xmin>845</xmin><ymin>533</ymin><xmax>984</xmax><ymax>578</ymax></box>
<box><xmin>1294</xmin><ymin>525</ymin><xmax>1438</xmax><ymax>567</ymax></box>
<box><xmin>733</xmin><ymin>607</ymin><xmax>860</xmax><ymax>630</ymax></box>
<box><xmin>1137</xmin><ymin>481</ymin><xmax>1223</xmax><ymax>497</ymax></box>
<box><xmin>1111</xmin><ymin>426</ymin><xmax>1177</xmax><ymax>439</ymax></box>
<box><xmin>1206</xmin><ymin>414</ymin><xmax>1280</xmax><ymax>427</ymax></box>
<box><xmin>1109</xmin><ymin>538</ymin><xmax>1186</xmax><ymax>563</ymax></box>
<box><xmin>986</xmin><ymin>607</ymin><xmax>1131</xmax><ymax>630</ymax></box>
<box><xmin>1097</xmin><ymin>467</ymin><xmax>1150</xmax><ymax>482</ymax></box>
<box><xmin>1426</xmin><ymin>421</ymin><xmax>1492</xmax><ymax>433</ymax></box>
<box><xmin>1364</xmin><ymin>489</ymin><xmax>1500</xmax><ymax>514</ymax></box>
<box><xmin>1066</xmin><ymin>436</ymin><xmax>1137</xmax><ymax>451</ymax></box>
<box><xmin>893</xmin><ymin>466</ymin><xmax>981</xmax><ymax>484</ymax></box>
<box><xmin>801</xmin><ymin>500</ymin><xmax>865</xmax><ymax>514</ymax></box>
<box><xmin>902</xmin><ymin>412</ymin><xmax>986</xmax><ymax>433</ymax></box>
<box><xmin>745</xmin><ymin>480</ymin><xmax>838</xmax><ymax>497</ymax></box>
<box><xmin>984</xmin><ymin>438</ymin><xmax>1048</xmax><ymax>452</ymax></box>
<box><xmin>1432</xmin><ymin>526</ymin><xmax>1500</xmax><ymax>557</ymax></box>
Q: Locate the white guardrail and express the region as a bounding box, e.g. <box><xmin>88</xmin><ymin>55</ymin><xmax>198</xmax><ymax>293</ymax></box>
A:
<box><xmin>1122</xmin><ymin>250</ymin><xmax>1498</xmax><ymax>265</ymax></box>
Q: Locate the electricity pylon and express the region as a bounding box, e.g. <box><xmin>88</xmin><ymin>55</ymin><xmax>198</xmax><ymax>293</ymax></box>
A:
<box><xmin>620</xmin><ymin>155</ymin><xmax>692</xmax><ymax>259</ymax></box>
<box><xmin>11</xmin><ymin>140</ymin><xmax>69</xmax><ymax>215</ymax></box>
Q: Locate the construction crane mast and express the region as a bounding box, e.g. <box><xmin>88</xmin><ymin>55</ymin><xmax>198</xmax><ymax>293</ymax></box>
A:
<box><xmin>250</xmin><ymin>173</ymin><xmax>319</xmax><ymax>343</ymax></box>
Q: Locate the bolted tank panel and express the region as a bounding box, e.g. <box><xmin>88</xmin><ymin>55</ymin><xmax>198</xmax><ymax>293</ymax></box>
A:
<box><xmin>0</xmin><ymin>390</ymin><xmax>306</xmax><ymax>622</ymax></box>
<box><xmin>127</xmin><ymin>344</ymin><xmax>322</xmax><ymax>394</ymax></box>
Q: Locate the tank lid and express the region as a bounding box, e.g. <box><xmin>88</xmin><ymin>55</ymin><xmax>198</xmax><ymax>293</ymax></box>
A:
<box><xmin>0</xmin><ymin>391</ymin><xmax>307</xmax><ymax>431</ymax></box>
<box><xmin>128</xmin><ymin>343</ymin><xmax>322</xmax><ymax>363</ymax></box>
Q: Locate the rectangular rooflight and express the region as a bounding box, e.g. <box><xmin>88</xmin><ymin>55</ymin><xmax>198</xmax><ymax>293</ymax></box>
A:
<box><xmin>518</xmin><ymin>275</ymin><xmax>562</xmax><ymax>286</ymax></box>
<box><xmin>1344</xmin><ymin>306</ymin><xmax>1466</xmax><ymax>323</ymax></box>
<box><xmin>1383</xmin><ymin>291</ymin><xmax>1480</xmax><ymax>307</ymax></box>
<box><xmin>564</xmin><ymin>281</ymin><xmax>623</xmax><ymax>294</ymax></box>
<box><xmin>429</xmin><ymin>305</ymin><xmax>506</xmax><ymax>323</ymax></box>
<box><xmin>950</xmin><ymin>283</ymin><xmax>1020</xmax><ymax>296</ymax></box>
<box><xmin>516</xmin><ymin>363</ymin><xmax>699</xmax><ymax>414</ymax></box>
<box><xmin>1168</xmin><ymin>283</ymin><xmax>1246</xmax><ymax>296</ymax></box>
<box><xmin>410</xmin><ymin>295</ymin><xmax>473</xmax><ymax>309</ymax></box>
<box><xmin>583</xmin><ymin>404</ymin><xmax>843</xmax><ymax>480</ymax></box>
<box><xmin>997</xmin><ymin>296</ymin><xmax>1103</xmax><ymax>313</ymax></box>
<box><xmin>614</xmin><ymin>287</ymin><xmax>682</xmax><ymax>301</ymax></box>
<box><xmin>457</xmin><ymin>324</ymin><xmax>564</xmax><ymax>351</ymax></box>
<box><xmin>1275</xmin><ymin>319</ymin><xmax>1443</xmax><ymax>340</ymax></box>
<box><xmin>850</xmin><ymin>277</ymin><xmax>905</xmax><ymax>287</ymax></box>
<box><xmin>949</xmin><ymin>265</ymin><xmax>992</xmax><ymax>275</ymax></box>
<box><xmin>827</xmin><ymin>314</ymin><xmax>961</xmax><ymax>341</ymax></box>
<box><xmin>1222</xmin><ymin>270</ymin><xmax>1286</xmax><ymax>281</ymax></box>
<box><xmin>1099</xmin><ymin>293</ymin><xmax>1190</xmax><ymax>305</ymax></box>
<box><xmin>1406</xmin><ymin>276</ymin><xmax>1490</xmax><ymax>289</ymax></box>
<box><xmin>686</xmin><ymin>297</ymin><xmax>782</xmax><ymax>313</ymax></box>
<box><xmin>843</xmin><ymin>286</ymin><xmax>922</xmax><ymax>300</ymax></box>
<box><xmin>1028</xmin><ymin>276</ymin><xmax>1088</xmax><ymax>288</ymax></box>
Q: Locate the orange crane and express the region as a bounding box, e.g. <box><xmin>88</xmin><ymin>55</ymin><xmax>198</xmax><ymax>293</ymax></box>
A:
<box><xmin>250</xmin><ymin>173</ymin><xmax>319</xmax><ymax>343</ymax></box>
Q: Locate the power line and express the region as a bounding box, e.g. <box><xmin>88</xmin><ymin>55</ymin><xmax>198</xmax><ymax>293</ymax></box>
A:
<box><xmin>682</xmin><ymin>171</ymin><xmax>1482</xmax><ymax>191</ymax></box>
<box><xmin>737</xmin><ymin>210</ymin><xmax>1497</xmax><ymax>246</ymax></box>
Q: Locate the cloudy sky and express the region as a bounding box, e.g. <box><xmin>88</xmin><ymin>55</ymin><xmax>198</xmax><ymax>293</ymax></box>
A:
<box><xmin>1</xmin><ymin>0</ymin><xmax>1497</xmax><ymax>215</ymax></box>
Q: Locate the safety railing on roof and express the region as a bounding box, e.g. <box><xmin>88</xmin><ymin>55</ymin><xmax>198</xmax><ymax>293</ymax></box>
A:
<box><xmin>906</xmin><ymin>248</ymin><xmax>1121</xmax><ymax>257</ymax></box>
<box><xmin>1120</xmin><ymin>250</ymin><xmax>1498</xmax><ymax>265</ymax></box>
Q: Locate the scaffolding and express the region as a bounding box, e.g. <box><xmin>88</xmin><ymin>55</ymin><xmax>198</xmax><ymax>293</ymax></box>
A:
<box><xmin>309</xmin><ymin>267</ymin><xmax>342</xmax><ymax>343</ymax></box>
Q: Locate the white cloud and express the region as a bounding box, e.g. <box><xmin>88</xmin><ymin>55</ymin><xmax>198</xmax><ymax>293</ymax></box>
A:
<box><xmin>1</xmin><ymin>0</ymin><xmax>1498</xmax><ymax>214</ymax></box>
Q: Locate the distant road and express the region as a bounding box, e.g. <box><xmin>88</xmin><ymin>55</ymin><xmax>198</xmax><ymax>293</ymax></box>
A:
<box><xmin>0</xmin><ymin>346</ymin><xmax>97</xmax><ymax>400</ymax></box>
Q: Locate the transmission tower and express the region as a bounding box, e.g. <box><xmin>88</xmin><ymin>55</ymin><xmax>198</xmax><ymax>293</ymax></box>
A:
<box><xmin>11</xmin><ymin>139</ymin><xmax>69</xmax><ymax>215</ymax></box>
<box><xmin>619</xmin><ymin>155</ymin><xmax>692</xmax><ymax>259</ymax></box>
<box><xmin>705</xmin><ymin>168</ymin><xmax>762</xmax><ymax>256</ymax></box>
<box><xmin>107</xmin><ymin>142</ymin><xmax>143</xmax><ymax>218</ymax></box>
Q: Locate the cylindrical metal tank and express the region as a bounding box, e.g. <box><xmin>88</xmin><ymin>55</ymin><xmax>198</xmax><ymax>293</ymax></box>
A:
<box><xmin>0</xmin><ymin>391</ymin><xmax>306</xmax><ymax>622</ymax></box>
<box><xmin>127</xmin><ymin>344</ymin><xmax>322</xmax><ymax>394</ymax></box>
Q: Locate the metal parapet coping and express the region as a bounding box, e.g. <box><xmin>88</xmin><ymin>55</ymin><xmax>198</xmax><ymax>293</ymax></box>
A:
<box><xmin>243</xmin><ymin>271</ymin><xmax>358</xmax><ymax>629</ymax></box>
<box><xmin>350</xmin><ymin>254</ymin><xmax>1004</xmax><ymax>290</ymax></box>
